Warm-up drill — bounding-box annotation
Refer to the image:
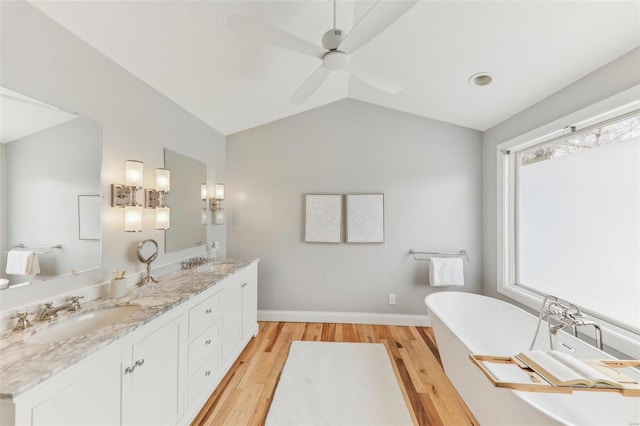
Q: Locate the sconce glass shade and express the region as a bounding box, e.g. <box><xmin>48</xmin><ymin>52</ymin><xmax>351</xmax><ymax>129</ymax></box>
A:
<box><xmin>125</xmin><ymin>160</ymin><xmax>144</xmax><ymax>188</ymax></box>
<box><xmin>156</xmin><ymin>169</ymin><xmax>170</xmax><ymax>192</ymax></box>
<box><xmin>215</xmin><ymin>183</ymin><xmax>225</xmax><ymax>200</ymax></box>
<box><xmin>201</xmin><ymin>184</ymin><xmax>208</xmax><ymax>201</ymax></box>
<box><xmin>124</xmin><ymin>205</ymin><xmax>143</xmax><ymax>232</ymax></box>
<box><xmin>214</xmin><ymin>209</ymin><xmax>225</xmax><ymax>225</ymax></box>
<box><xmin>155</xmin><ymin>207</ymin><xmax>171</xmax><ymax>230</ymax></box>
<box><xmin>201</xmin><ymin>208</ymin><xmax>207</xmax><ymax>226</ymax></box>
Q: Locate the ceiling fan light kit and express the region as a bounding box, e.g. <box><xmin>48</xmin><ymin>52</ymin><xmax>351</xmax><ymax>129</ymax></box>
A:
<box><xmin>228</xmin><ymin>0</ymin><xmax>418</xmax><ymax>104</ymax></box>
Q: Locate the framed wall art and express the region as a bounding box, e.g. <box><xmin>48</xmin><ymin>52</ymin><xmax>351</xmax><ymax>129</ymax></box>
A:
<box><xmin>345</xmin><ymin>194</ymin><xmax>384</xmax><ymax>243</ymax></box>
<box><xmin>304</xmin><ymin>194</ymin><xmax>342</xmax><ymax>243</ymax></box>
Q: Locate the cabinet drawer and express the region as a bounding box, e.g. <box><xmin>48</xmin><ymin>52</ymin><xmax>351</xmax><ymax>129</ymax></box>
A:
<box><xmin>188</xmin><ymin>320</ymin><xmax>222</xmax><ymax>375</ymax></box>
<box><xmin>188</xmin><ymin>344</ymin><xmax>222</xmax><ymax>406</ymax></box>
<box><xmin>189</xmin><ymin>292</ymin><xmax>221</xmax><ymax>340</ymax></box>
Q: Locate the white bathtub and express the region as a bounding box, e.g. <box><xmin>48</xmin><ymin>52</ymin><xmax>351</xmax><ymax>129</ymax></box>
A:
<box><xmin>425</xmin><ymin>292</ymin><xmax>640</xmax><ymax>426</ymax></box>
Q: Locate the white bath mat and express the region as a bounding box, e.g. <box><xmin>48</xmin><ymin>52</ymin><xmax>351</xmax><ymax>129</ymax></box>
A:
<box><xmin>265</xmin><ymin>341</ymin><xmax>413</xmax><ymax>426</ymax></box>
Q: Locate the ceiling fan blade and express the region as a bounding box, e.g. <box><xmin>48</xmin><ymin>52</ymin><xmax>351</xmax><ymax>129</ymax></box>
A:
<box><xmin>338</xmin><ymin>0</ymin><xmax>418</xmax><ymax>54</ymax></box>
<box><xmin>348</xmin><ymin>61</ymin><xmax>404</xmax><ymax>94</ymax></box>
<box><xmin>289</xmin><ymin>66</ymin><xmax>331</xmax><ymax>104</ymax></box>
<box><xmin>228</xmin><ymin>14</ymin><xmax>326</xmax><ymax>59</ymax></box>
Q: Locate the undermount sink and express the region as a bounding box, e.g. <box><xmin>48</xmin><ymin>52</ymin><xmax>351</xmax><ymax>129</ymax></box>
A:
<box><xmin>26</xmin><ymin>305</ymin><xmax>141</xmax><ymax>345</ymax></box>
<box><xmin>196</xmin><ymin>262</ymin><xmax>235</xmax><ymax>274</ymax></box>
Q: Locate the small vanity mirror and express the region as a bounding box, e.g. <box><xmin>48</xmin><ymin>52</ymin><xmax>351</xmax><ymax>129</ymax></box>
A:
<box><xmin>0</xmin><ymin>87</ymin><xmax>102</xmax><ymax>289</ymax></box>
<box><xmin>137</xmin><ymin>239</ymin><xmax>158</xmax><ymax>286</ymax></box>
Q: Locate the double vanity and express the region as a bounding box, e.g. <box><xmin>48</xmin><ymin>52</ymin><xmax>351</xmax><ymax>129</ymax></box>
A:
<box><xmin>0</xmin><ymin>258</ymin><xmax>259</xmax><ymax>425</ymax></box>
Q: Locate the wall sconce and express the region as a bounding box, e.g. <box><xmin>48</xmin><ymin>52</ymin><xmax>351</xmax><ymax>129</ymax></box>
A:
<box><xmin>201</xmin><ymin>184</ymin><xmax>208</xmax><ymax>225</ymax></box>
<box><xmin>146</xmin><ymin>168</ymin><xmax>171</xmax><ymax>230</ymax></box>
<box><xmin>112</xmin><ymin>160</ymin><xmax>144</xmax><ymax>232</ymax></box>
<box><xmin>210</xmin><ymin>183</ymin><xmax>225</xmax><ymax>225</ymax></box>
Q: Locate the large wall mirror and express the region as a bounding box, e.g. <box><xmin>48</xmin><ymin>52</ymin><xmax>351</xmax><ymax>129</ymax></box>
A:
<box><xmin>0</xmin><ymin>87</ymin><xmax>102</xmax><ymax>288</ymax></box>
<box><xmin>164</xmin><ymin>148</ymin><xmax>206</xmax><ymax>253</ymax></box>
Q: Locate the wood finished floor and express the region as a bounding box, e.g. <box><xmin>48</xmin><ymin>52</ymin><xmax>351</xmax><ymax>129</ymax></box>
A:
<box><xmin>192</xmin><ymin>322</ymin><xmax>478</xmax><ymax>426</ymax></box>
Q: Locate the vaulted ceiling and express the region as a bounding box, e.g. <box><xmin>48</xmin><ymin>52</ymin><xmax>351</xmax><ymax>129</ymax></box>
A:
<box><xmin>30</xmin><ymin>1</ymin><xmax>640</xmax><ymax>136</ymax></box>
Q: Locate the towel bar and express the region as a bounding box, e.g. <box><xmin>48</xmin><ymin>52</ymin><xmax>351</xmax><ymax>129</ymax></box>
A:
<box><xmin>409</xmin><ymin>249</ymin><xmax>471</xmax><ymax>262</ymax></box>
<box><xmin>8</xmin><ymin>244</ymin><xmax>62</xmax><ymax>254</ymax></box>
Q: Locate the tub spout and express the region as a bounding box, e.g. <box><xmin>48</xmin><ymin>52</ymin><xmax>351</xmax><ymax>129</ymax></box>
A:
<box><xmin>574</xmin><ymin>319</ymin><xmax>604</xmax><ymax>350</ymax></box>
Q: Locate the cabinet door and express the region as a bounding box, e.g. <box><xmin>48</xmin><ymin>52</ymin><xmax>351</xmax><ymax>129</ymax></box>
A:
<box><xmin>241</xmin><ymin>265</ymin><xmax>258</xmax><ymax>339</ymax></box>
<box><xmin>222</xmin><ymin>278</ymin><xmax>242</xmax><ymax>361</ymax></box>
<box><xmin>123</xmin><ymin>318</ymin><xmax>182</xmax><ymax>426</ymax></box>
<box><xmin>31</xmin><ymin>351</ymin><xmax>121</xmax><ymax>426</ymax></box>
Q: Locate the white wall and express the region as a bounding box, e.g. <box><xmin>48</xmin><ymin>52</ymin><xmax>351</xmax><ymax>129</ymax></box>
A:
<box><xmin>227</xmin><ymin>99</ymin><xmax>482</xmax><ymax>316</ymax></box>
<box><xmin>482</xmin><ymin>47</ymin><xmax>640</xmax><ymax>300</ymax></box>
<box><xmin>0</xmin><ymin>0</ymin><xmax>226</xmax><ymax>310</ymax></box>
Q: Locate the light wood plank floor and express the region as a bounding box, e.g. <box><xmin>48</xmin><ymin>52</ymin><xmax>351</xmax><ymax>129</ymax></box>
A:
<box><xmin>192</xmin><ymin>322</ymin><xmax>478</xmax><ymax>426</ymax></box>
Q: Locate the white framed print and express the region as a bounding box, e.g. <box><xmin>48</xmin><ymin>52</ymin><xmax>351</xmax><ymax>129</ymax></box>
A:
<box><xmin>304</xmin><ymin>194</ymin><xmax>342</xmax><ymax>243</ymax></box>
<box><xmin>78</xmin><ymin>195</ymin><xmax>101</xmax><ymax>240</ymax></box>
<box><xmin>346</xmin><ymin>194</ymin><xmax>384</xmax><ymax>243</ymax></box>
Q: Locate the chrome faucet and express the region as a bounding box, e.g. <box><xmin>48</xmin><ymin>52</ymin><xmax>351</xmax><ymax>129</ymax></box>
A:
<box><xmin>181</xmin><ymin>257</ymin><xmax>208</xmax><ymax>270</ymax></box>
<box><xmin>570</xmin><ymin>316</ymin><xmax>603</xmax><ymax>350</ymax></box>
<box><xmin>530</xmin><ymin>295</ymin><xmax>604</xmax><ymax>351</ymax></box>
<box><xmin>39</xmin><ymin>296</ymin><xmax>84</xmax><ymax>321</ymax></box>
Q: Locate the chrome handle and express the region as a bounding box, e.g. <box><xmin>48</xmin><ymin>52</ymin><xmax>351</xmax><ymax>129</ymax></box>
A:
<box><xmin>241</xmin><ymin>282</ymin><xmax>247</xmax><ymax>288</ymax></box>
<box><xmin>124</xmin><ymin>359</ymin><xmax>145</xmax><ymax>374</ymax></box>
<box><xmin>10</xmin><ymin>312</ymin><xmax>33</xmax><ymax>331</ymax></box>
<box><xmin>67</xmin><ymin>295</ymin><xmax>85</xmax><ymax>302</ymax></box>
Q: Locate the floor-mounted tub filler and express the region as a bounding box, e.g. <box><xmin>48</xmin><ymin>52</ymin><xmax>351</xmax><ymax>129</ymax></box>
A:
<box><xmin>425</xmin><ymin>292</ymin><xmax>640</xmax><ymax>426</ymax></box>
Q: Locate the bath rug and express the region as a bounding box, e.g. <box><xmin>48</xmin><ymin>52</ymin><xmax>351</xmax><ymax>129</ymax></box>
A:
<box><xmin>265</xmin><ymin>341</ymin><xmax>413</xmax><ymax>426</ymax></box>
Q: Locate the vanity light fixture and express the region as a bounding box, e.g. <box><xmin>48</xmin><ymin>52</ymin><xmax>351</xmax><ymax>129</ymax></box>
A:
<box><xmin>112</xmin><ymin>160</ymin><xmax>144</xmax><ymax>232</ymax></box>
<box><xmin>146</xmin><ymin>168</ymin><xmax>171</xmax><ymax>230</ymax></box>
<box><xmin>210</xmin><ymin>183</ymin><xmax>225</xmax><ymax>225</ymax></box>
<box><xmin>200</xmin><ymin>184</ymin><xmax>208</xmax><ymax>225</ymax></box>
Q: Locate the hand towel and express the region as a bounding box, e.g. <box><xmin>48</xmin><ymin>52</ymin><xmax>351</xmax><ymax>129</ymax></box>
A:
<box><xmin>5</xmin><ymin>250</ymin><xmax>41</xmax><ymax>275</ymax></box>
<box><xmin>429</xmin><ymin>257</ymin><xmax>464</xmax><ymax>286</ymax></box>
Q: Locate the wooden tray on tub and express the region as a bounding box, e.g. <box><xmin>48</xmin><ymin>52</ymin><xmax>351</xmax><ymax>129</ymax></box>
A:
<box><xmin>469</xmin><ymin>354</ymin><xmax>640</xmax><ymax>397</ymax></box>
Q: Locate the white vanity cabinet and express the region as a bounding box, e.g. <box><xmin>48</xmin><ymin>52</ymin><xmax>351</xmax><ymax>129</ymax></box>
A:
<box><xmin>28</xmin><ymin>345</ymin><xmax>122</xmax><ymax>426</ymax></box>
<box><xmin>186</xmin><ymin>289</ymin><xmax>224</xmax><ymax>410</ymax></box>
<box><xmin>121</xmin><ymin>315</ymin><xmax>186</xmax><ymax>425</ymax></box>
<box><xmin>23</xmin><ymin>313</ymin><xmax>186</xmax><ymax>426</ymax></box>
<box><xmin>241</xmin><ymin>263</ymin><xmax>258</xmax><ymax>340</ymax></box>
<box><xmin>1</xmin><ymin>260</ymin><xmax>259</xmax><ymax>426</ymax></box>
<box><xmin>222</xmin><ymin>262</ymin><xmax>258</xmax><ymax>360</ymax></box>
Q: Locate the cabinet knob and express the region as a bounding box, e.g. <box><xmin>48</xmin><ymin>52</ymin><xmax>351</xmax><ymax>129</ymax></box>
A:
<box><xmin>241</xmin><ymin>282</ymin><xmax>247</xmax><ymax>288</ymax></box>
<box><xmin>205</xmin><ymin>308</ymin><xmax>212</xmax><ymax>314</ymax></box>
<box><xmin>205</xmin><ymin>339</ymin><xmax>211</xmax><ymax>345</ymax></box>
<box><xmin>205</xmin><ymin>370</ymin><xmax>211</xmax><ymax>377</ymax></box>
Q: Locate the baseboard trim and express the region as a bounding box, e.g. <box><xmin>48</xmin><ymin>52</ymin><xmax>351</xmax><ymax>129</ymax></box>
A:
<box><xmin>257</xmin><ymin>310</ymin><xmax>430</xmax><ymax>327</ymax></box>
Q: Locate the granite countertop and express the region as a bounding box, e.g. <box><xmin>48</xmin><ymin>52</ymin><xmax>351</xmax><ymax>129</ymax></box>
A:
<box><xmin>0</xmin><ymin>258</ymin><xmax>258</xmax><ymax>400</ymax></box>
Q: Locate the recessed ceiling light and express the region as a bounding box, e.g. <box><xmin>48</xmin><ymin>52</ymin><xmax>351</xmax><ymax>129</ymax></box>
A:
<box><xmin>468</xmin><ymin>73</ymin><xmax>493</xmax><ymax>87</ymax></box>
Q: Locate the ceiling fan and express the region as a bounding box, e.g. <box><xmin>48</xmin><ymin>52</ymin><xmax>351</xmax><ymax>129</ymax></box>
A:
<box><xmin>228</xmin><ymin>0</ymin><xmax>418</xmax><ymax>104</ymax></box>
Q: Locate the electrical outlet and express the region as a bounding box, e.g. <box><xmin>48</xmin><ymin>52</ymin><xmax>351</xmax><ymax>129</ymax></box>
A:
<box><xmin>388</xmin><ymin>294</ymin><xmax>396</xmax><ymax>305</ymax></box>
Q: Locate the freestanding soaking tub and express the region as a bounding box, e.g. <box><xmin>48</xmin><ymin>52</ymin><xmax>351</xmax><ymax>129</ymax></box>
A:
<box><xmin>425</xmin><ymin>292</ymin><xmax>640</xmax><ymax>426</ymax></box>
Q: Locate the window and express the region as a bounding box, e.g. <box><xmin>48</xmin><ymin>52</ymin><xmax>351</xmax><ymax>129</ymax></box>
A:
<box><xmin>498</xmin><ymin>99</ymin><xmax>640</xmax><ymax>355</ymax></box>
